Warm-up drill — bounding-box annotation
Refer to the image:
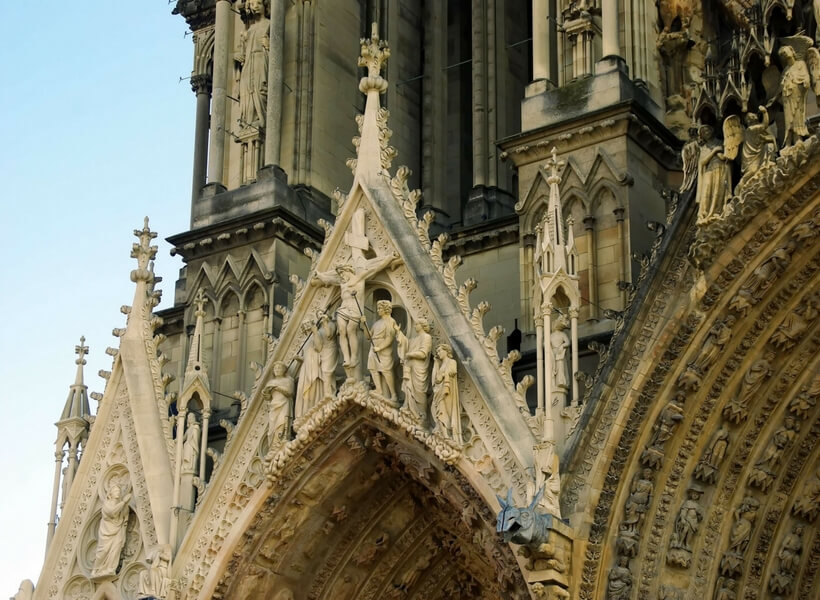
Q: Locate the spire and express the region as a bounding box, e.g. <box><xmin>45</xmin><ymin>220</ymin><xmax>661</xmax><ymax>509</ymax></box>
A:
<box><xmin>350</xmin><ymin>23</ymin><xmax>395</xmax><ymax>183</ymax></box>
<box><xmin>182</xmin><ymin>289</ymin><xmax>210</xmax><ymax>392</ymax></box>
<box><xmin>59</xmin><ymin>336</ymin><xmax>91</xmax><ymax>421</ymax></box>
<box><xmin>125</xmin><ymin>217</ymin><xmax>160</xmax><ymax>337</ymax></box>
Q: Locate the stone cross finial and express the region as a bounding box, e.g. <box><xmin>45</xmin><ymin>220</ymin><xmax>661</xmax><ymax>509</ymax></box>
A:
<box><xmin>131</xmin><ymin>217</ymin><xmax>158</xmax><ymax>274</ymax></box>
<box><xmin>193</xmin><ymin>289</ymin><xmax>208</xmax><ymax>319</ymax></box>
<box><xmin>75</xmin><ymin>336</ymin><xmax>89</xmax><ymax>366</ymax></box>
<box><xmin>358</xmin><ymin>22</ymin><xmax>390</xmax><ymax>80</ymax></box>
<box><xmin>546</xmin><ymin>147</ymin><xmax>564</xmax><ymax>185</ymax></box>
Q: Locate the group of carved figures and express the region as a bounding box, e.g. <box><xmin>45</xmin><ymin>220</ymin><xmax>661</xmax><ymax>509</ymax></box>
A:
<box><xmin>263</xmin><ymin>256</ymin><xmax>462</xmax><ymax>450</ymax></box>
<box><xmin>682</xmin><ymin>33</ymin><xmax>820</xmax><ymax>226</ymax></box>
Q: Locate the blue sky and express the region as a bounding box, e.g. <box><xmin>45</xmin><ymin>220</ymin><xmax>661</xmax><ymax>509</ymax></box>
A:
<box><xmin>0</xmin><ymin>4</ymin><xmax>193</xmax><ymax>594</ymax></box>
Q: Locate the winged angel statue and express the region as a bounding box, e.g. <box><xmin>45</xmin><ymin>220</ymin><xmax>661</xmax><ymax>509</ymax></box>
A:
<box><xmin>681</xmin><ymin>34</ymin><xmax>820</xmax><ymax>227</ymax></box>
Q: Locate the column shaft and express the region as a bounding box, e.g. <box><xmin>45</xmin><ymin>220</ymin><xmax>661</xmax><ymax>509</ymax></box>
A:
<box><xmin>264</xmin><ymin>0</ymin><xmax>286</xmax><ymax>166</ymax></box>
<box><xmin>199</xmin><ymin>410</ymin><xmax>211</xmax><ymax>483</ymax></box>
<box><xmin>191</xmin><ymin>79</ymin><xmax>211</xmax><ymax>210</ymax></box>
<box><xmin>471</xmin><ymin>0</ymin><xmax>487</xmax><ymax>187</ymax></box>
<box><xmin>46</xmin><ymin>450</ymin><xmax>64</xmax><ymax>554</ymax></box>
<box><xmin>570</xmin><ymin>312</ymin><xmax>579</xmax><ymax>405</ymax></box>
<box><xmin>532</xmin><ymin>0</ymin><xmax>548</xmax><ymax>80</ymax></box>
<box><xmin>207</xmin><ymin>0</ymin><xmax>232</xmax><ymax>186</ymax></box>
<box><xmin>169</xmin><ymin>410</ymin><xmax>187</xmax><ymax>549</ymax></box>
<box><xmin>602</xmin><ymin>0</ymin><xmax>620</xmax><ymax>58</ymax></box>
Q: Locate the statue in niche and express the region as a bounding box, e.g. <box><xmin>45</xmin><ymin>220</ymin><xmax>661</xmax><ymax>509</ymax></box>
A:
<box><xmin>264</xmin><ymin>361</ymin><xmax>295</xmax><ymax>448</ymax></box>
<box><xmin>770</xmin><ymin>525</ymin><xmax>804</xmax><ymax>594</ymax></box>
<box><xmin>295</xmin><ymin>320</ymin><xmax>322</xmax><ymax>418</ymax></box>
<box><xmin>397</xmin><ymin>318</ymin><xmax>432</xmax><ymax>422</ymax></box>
<box><xmin>606</xmin><ymin>556</ymin><xmax>632</xmax><ymax>600</ymax></box>
<box><xmin>432</xmin><ymin>344</ymin><xmax>461</xmax><ymax>443</ymax></box>
<box><xmin>748</xmin><ymin>416</ymin><xmax>799</xmax><ymax>489</ymax></box>
<box><xmin>722</xmin><ymin>350</ymin><xmax>775</xmax><ymax>424</ymax></box>
<box><xmin>771</xmin><ymin>293</ymin><xmax>818</xmax><ymax>350</ymax></box>
<box><xmin>311</xmin><ymin>253</ymin><xmax>400</xmax><ymax>381</ymax></box>
<box><xmin>315</xmin><ymin>312</ymin><xmax>338</xmax><ymax>400</ymax></box>
<box><xmin>91</xmin><ymin>482</ymin><xmax>132</xmax><ymax>578</ymax></box>
<box><xmin>769</xmin><ymin>38</ymin><xmax>820</xmax><ymax>148</ymax></box>
<box><xmin>364</xmin><ymin>300</ymin><xmax>400</xmax><ymax>402</ymax></box>
<box><xmin>668</xmin><ymin>486</ymin><xmax>705</xmax><ymax>567</ymax></box>
<box><xmin>694</xmin><ymin>425</ymin><xmax>730</xmax><ymax>483</ymax></box>
<box><xmin>137</xmin><ymin>544</ymin><xmax>172</xmax><ymax>599</ymax></box>
<box><xmin>234</xmin><ymin>0</ymin><xmax>270</xmax><ymax>130</ymax></box>
<box><xmin>720</xmin><ymin>496</ymin><xmax>759</xmax><ymax>576</ymax></box>
<box><xmin>550</xmin><ymin>315</ymin><xmax>571</xmax><ymax>405</ymax></box>
<box><xmin>690</xmin><ymin>124</ymin><xmax>732</xmax><ymax>226</ymax></box>
<box><xmin>740</xmin><ymin>107</ymin><xmax>776</xmax><ymax>175</ymax></box>
<box><xmin>181</xmin><ymin>412</ymin><xmax>200</xmax><ymax>474</ymax></box>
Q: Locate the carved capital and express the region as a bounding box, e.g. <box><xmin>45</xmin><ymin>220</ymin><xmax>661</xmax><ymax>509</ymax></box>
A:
<box><xmin>190</xmin><ymin>73</ymin><xmax>212</xmax><ymax>94</ymax></box>
<box><xmin>582</xmin><ymin>215</ymin><xmax>596</xmax><ymax>230</ymax></box>
<box><xmin>613</xmin><ymin>207</ymin><xmax>625</xmax><ymax>222</ymax></box>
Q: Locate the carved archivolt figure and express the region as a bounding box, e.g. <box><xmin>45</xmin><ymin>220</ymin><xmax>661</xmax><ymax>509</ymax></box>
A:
<box><xmin>265</xmin><ymin>361</ymin><xmax>295</xmax><ymax>448</ymax></box>
<box><xmin>647</xmin><ymin>394</ymin><xmax>685</xmax><ymax>450</ymax></box>
<box><xmin>694</xmin><ymin>125</ymin><xmax>732</xmax><ymax>225</ymax></box>
<box><xmin>312</xmin><ymin>253</ymin><xmax>399</xmax><ymax>380</ymax></box>
<box><xmin>235</xmin><ymin>0</ymin><xmax>270</xmax><ymax>129</ymax></box>
<box><xmin>691</xmin><ymin>315</ymin><xmax>735</xmax><ymax>374</ymax></box>
<box><xmin>315</xmin><ymin>312</ymin><xmax>338</xmax><ymax>399</ymax></box>
<box><xmin>694</xmin><ymin>425</ymin><xmax>730</xmax><ymax>483</ymax></box>
<box><xmin>723</xmin><ymin>350</ymin><xmax>775</xmax><ymax>423</ymax></box>
<box><xmin>137</xmin><ymin>544</ymin><xmax>171</xmax><ymax>599</ymax></box>
<box><xmin>91</xmin><ymin>483</ymin><xmax>132</xmax><ymax>578</ymax></box>
<box><xmin>365</xmin><ymin>300</ymin><xmax>400</xmax><ymax>401</ymax></box>
<box><xmin>792</xmin><ymin>469</ymin><xmax>820</xmax><ymax>521</ymax></box>
<box><xmin>670</xmin><ymin>487</ymin><xmax>704</xmax><ymax>552</ymax></box>
<box><xmin>770</xmin><ymin>525</ymin><xmax>804</xmax><ymax>594</ymax></box>
<box><xmin>771</xmin><ymin>293</ymin><xmax>818</xmax><ymax>350</ymax></box>
<box><xmin>722</xmin><ymin>496</ymin><xmax>760</xmax><ymax>575</ymax></box>
<box><xmin>397</xmin><ymin>319</ymin><xmax>432</xmax><ymax>421</ymax></box>
<box><xmin>295</xmin><ymin>321</ymin><xmax>323</xmax><ymax>418</ymax></box>
<box><xmin>621</xmin><ymin>469</ymin><xmax>653</xmax><ymax>535</ymax></box>
<box><xmin>432</xmin><ymin>344</ymin><xmax>461</xmax><ymax>443</ymax></box>
<box><xmin>749</xmin><ymin>416</ymin><xmax>799</xmax><ymax>488</ymax></box>
<box><xmin>714</xmin><ymin>577</ymin><xmax>737</xmax><ymax>600</ymax></box>
<box><xmin>181</xmin><ymin>412</ymin><xmax>200</xmax><ymax>474</ymax></box>
<box><xmin>606</xmin><ymin>556</ymin><xmax>632</xmax><ymax>600</ymax></box>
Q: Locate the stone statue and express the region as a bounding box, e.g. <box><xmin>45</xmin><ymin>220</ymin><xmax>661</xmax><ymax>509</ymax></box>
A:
<box><xmin>694</xmin><ymin>425</ymin><xmax>730</xmax><ymax>483</ymax></box>
<box><xmin>792</xmin><ymin>469</ymin><xmax>820</xmax><ymax>521</ymax></box>
<box><xmin>397</xmin><ymin>319</ymin><xmax>432</xmax><ymax>422</ymax></box>
<box><xmin>235</xmin><ymin>0</ymin><xmax>270</xmax><ymax>130</ymax></box>
<box><xmin>264</xmin><ymin>361</ymin><xmax>295</xmax><ymax>448</ymax></box>
<box><xmin>668</xmin><ymin>486</ymin><xmax>705</xmax><ymax>567</ymax></box>
<box><xmin>315</xmin><ymin>312</ymin><xmax>338</xmax><ymax>399</ymax></box>
<box><xmin>720</xmin><ymin>496</ymin><xmax>759</xmax><ymax>576</ymax></box>
<box><xmin>642</xmin><ymin>392</ymin><xmax>685</xmax><ymax>467</ymax></box>
<box><xmin>365</xmin><ymin>300</ymin><xmax>400</xmax><ymax>401</ymax></box>
<box><xmin>621</xmin><ymin>468</ymin><xmax>653</xmax><ymax>535</ymax></box>
<box><xmin>181</xmin><ymin>412</ymin><xmax>200</xmax><ymax>473</ymax></box>
<box><xmin>770</xmin><ymin>525</ymin><xmax>804</xmax><ymax>594</ymax></box>
<box><xmin>771</xmin><ymin>293</ymin><xmax>818</xmax><ymax>350</ymax></box>
<box><xmin>722</xmin><ymin>350</ymin><xmax>775</xmax><ymax>424</ymax></box>
<box><xmin>295</xmin><ymin>320</ymin><xmax>323</xmax><ymax>418</ymax></box>
<box><xmin>11</xmin><ymin>580</ymin><xmax>33</xmax><ymax>600</ymax></box>
<box><xmin>748</xmin><ymin>416</ymin><xmax>799</xmax><ymax>490</ymax></box>
<box><xmin>694</xmin><ymin>124</ymin><xmax>732</xmax><ymax>225</ymax></box>
<box><xmin>91</xmin><ymin>482</ymin><xmax>132</xmax><ymax>578</ymax></box>
<box><xmin>606</xmin><ymin>556</ymin><xmax>632</xmax><ymax>600</ymax></box>
<box><xmin>432</xmin><ymin>344</ymin><xmax>461</xmax><ymax>443</ymax></box>
<box><xmin>137</xmin><ymin>544</ymin><xmax>172</xmax><ymax>599</ymax></box>
<box><xmin>496</xmin><ymin>488</ymin><xmax>551</xmax><ymax>547</ymax></box>
<box><xmin>774</xmin><ymin>44</ymin><xmax>811</xmax><ymax>148</ymax></box>
<box><xmin>740</xmin><ymin>107</ymin><xmax>776</xmax><ymax>175</ymax></box>
<box><xmin>550</xmin><ymin>316</ymin><xmax>571</xmax><ymax>404</ymax></box>
<box><xmin>729</xmin><ymin>241</ymin><xmax>795</xmax><ymax>314</ymax></box>
<box><xmin>679</xmin><ymin>315</ymin><xmax>735</xmax><ymax>388</ymax></box>
<box><xmin>714</xmin><ymin>578</ymin><xmax>736</xmax><ymax>600</ymax></box>
<box><xmin>526</xmin><ymin>442</ymin><xmax>561</xmax><ymax>517</ymax></box>
<box><xmin>312</xmin><ymin>253</ymin><xmax>399</xmax><ymax>380</ymax></box>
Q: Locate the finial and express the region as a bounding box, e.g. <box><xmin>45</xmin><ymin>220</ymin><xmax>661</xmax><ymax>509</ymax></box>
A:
<box><xmin>194</xmin><ymin>289</ymin><xmax>208</xmax><ymax>319</ymax></box>
<box><xmin>358</xmin><ymin>22</ymin><xmax>390</xmax><ymax>91</ymax></box>
<box><xmin>75</xmin><ymin>336</ymin><xmax>89</xmax><ymax>366</ymax></box>
<box><xmin>546</xmin><ymin>147</ymin><xmax>564</xmax><ymax>185</ymax></box>
<box><xmin>131</xmin><ymin>217</ymin><xmax>158</xmax><ymax>283</ymax></box>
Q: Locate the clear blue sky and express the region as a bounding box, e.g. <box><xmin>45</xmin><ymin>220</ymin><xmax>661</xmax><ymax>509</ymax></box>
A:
<box><xmin>0</xmin><ymin>4</ymin><xmax>193</xmax><ymax>594</ymax></box>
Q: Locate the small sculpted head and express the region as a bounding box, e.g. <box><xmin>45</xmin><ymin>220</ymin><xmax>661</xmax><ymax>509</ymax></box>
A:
<box><xmin>377</xmin><ymin>300</ymin><xmax>393</xmax><ymax>316</ymax></box>
<box><xmin>273</xmin><ymin>361</ymin><xmax>287</xmax><ymax>377</ymax></box>
<box><xmin>414</xmin><ymin>319</ymin><xmax>431</xmax><ymax>334</ymax></box>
